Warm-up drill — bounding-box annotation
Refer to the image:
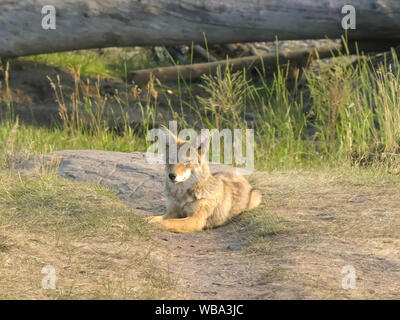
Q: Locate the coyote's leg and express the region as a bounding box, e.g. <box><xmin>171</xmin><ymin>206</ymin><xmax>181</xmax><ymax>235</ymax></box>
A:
<box><xmin>151</xmin><ymin>205</ymin><xmax>209</xmax><ymax>233</ymax></box>
<box><xmin>247</xmin><ymin>189</ymin><xmax>262</xmax><ymax>210</ymax></box>
<box><xmin>147</xmin><ymin>215</ymin><xmax>164</xmax><ymax>223</ymax></box>
<box><xmin>147</xmin><ymin>204</ymin><xmax>180</xmax><ymax>223</ymax></box>
<box><xmin>158</xmin><ymin>215</ymin><xmax>207</xmax><ymax>233</ymax></box>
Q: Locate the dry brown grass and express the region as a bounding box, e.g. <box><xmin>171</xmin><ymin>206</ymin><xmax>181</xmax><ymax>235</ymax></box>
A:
<box><xmin>0</xmin><ymin>170</ymin><xmax>177</xmax><ymax>299</ymax></box>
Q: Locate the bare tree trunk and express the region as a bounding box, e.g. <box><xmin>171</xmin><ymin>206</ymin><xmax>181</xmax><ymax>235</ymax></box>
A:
<box><xmin>1</xmin><ymin>0</ymin><xmax>400</xmax><ymax>58</ymax></box>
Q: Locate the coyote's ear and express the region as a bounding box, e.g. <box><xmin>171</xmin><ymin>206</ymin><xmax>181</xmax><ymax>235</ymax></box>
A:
<box><xmin>160</xmin><ymin>124</ymin><xmax>185</xmax><ymax>145</ymax></box>
<box><xmin>192</xmin><ymin>130</ymin><xmax>211</xmax><ymax>159</ymax></box>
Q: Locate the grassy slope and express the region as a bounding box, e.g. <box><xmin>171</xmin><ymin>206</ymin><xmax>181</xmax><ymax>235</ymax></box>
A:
<box><xmin>0</xmin><ymin>170</ymin><xmax>175</xmax><ymax>299</ymax></box>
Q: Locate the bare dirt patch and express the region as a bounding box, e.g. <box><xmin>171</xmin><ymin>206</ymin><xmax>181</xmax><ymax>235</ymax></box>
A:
<box><xmin>248</xmin><ymin>170</ymin><xmax>400</xmax><ymax>299</ymax></box>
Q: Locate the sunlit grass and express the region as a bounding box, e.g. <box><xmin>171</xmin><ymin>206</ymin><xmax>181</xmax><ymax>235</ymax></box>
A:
<box><xmin>1</xmin><ymin>42</ymin><xmax>400</xmax><ymax>171</ymax></box>
<box><xmin>24</xmin><ymin>47</ymin><xmax>172</xmax><ymax>78</ymax></box>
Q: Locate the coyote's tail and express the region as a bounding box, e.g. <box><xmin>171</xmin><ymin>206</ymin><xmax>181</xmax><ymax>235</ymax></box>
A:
<box><xmin>247</xmin><ymin>189</ymin><xmax>262</xmax><ymax>210</ymax></box>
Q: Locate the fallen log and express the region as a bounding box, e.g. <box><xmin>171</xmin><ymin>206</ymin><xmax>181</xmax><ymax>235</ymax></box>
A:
<box><xmin>128</xmin><ymin>43</ymin><xmax>342</xmax><ymax>84</ymax></box>
<box><xmin>1</xmin><ymin>0</ymin><xmax>400</xmax><ymax>58</ymax></box>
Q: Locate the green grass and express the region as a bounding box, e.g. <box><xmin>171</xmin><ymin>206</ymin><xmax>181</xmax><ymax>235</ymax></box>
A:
<box><xmin>1</xmin><ymin>42</ymin><xmax>400</xmax><ymax>171</ymax></box>
<box><xmin>306</xmin><ymin>53</ymin><xmax>400</xmax><ymax>168</ymax></box>
<box><xmin>25</xmin><ymin>47</ymin><xmax>172</xmax><ymax>78</ymax></box>
<box><xmin>0</xmin><ymin>120</ymin><xmax>144</xmax><ymax>169</ymax></box>
<box><xmin>0</xmin><ymin>170</ymin><xmax>148</xmax><ymax>238</ymax></box>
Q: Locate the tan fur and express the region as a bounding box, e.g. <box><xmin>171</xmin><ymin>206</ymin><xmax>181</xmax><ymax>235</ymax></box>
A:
<box><xmin>148</xmin><ymin>128</ymin><xmax>261</xmax><ymax>233</ymax></box>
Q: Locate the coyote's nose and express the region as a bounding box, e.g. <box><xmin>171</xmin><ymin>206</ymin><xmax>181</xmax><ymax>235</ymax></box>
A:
<box><xmin>169</xmin><ymin>173</ymin><xmax>177</xmax><ymax>181</ymax></box>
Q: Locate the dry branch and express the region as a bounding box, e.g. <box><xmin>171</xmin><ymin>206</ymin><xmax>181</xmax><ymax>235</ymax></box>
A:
<box><xmin>128</xmin><ymin>43</ymin><xmax>341</xmax><ymax>84</ymax></box>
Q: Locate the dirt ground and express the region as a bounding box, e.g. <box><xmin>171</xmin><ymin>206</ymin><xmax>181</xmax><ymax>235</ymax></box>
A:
<box><xmin>14</xmin><ymin>151</ymin><xmax>400</xmax><ymax>299</ymax></box>
<box><xmin>147</xmin><ymin>170</ymin><xmax>400</xmax><ymax>299</ymax></box>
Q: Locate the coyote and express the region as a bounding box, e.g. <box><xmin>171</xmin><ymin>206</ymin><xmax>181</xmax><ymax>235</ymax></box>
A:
<box><xmin>148</xmin><ymin>127</ymin><xmax>261</xmax><ymax>233</ymax></box>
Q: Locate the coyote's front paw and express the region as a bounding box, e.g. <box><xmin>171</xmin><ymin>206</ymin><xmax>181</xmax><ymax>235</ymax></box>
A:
<box><xmin>147</xmin><ymin>215</ymin><xmax>164</xmax><ymax>224</ymax></box>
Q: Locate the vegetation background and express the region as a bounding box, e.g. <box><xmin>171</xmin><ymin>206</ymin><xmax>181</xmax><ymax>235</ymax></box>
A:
<box><xmin>1</xmin><ymin>39</ymin><xmax>399</xmax><ymax>299</ymax></box>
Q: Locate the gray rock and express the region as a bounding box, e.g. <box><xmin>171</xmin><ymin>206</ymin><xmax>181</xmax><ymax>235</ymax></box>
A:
<box><xmin>13</xmin><ymin>150</ymin><xmax>230</xmax><ymax>214</ymax></box>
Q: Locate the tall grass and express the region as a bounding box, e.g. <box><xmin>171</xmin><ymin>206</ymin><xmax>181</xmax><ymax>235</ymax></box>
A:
<box><xmin>191</xmin><ymin>48</ymin><xmax>400</xmax><ymax>170</ymax></box>
<box><xmin>307</xmin><ymin>49</ymin><xmax>400</xmax><ymax>169</ymax></box>
<box><xmin>1</xmin><ymin>45</ymin><xmax>399</xmax><ymax>171</ymax></box>
<box><xmin>197</xmin><ymin>65</ymin><xmax>251</xmax><ymax>129</ymax></box>
<box><xmin>0</xmin><ymin>65</ymin><xmax>144</xmax><ymax>167</ymax></box>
